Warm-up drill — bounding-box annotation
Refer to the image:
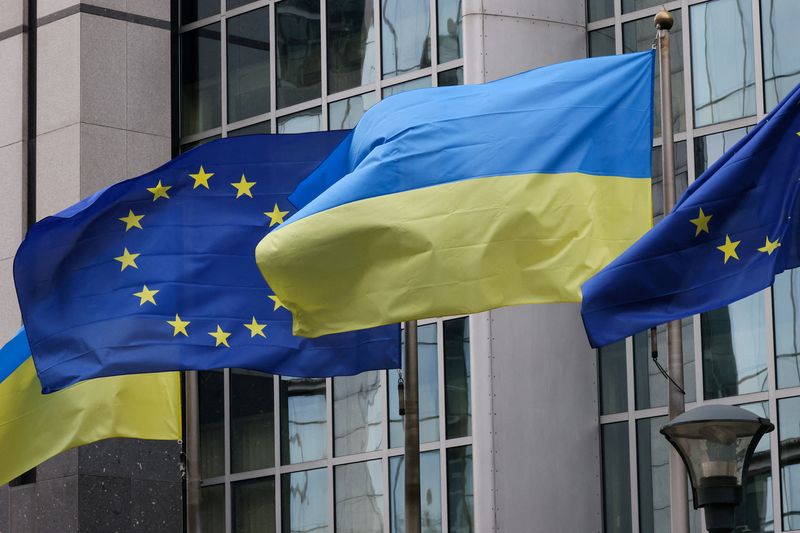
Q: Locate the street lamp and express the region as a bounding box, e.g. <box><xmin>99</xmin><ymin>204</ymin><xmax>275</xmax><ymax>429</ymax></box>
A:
<box><xmin>660</xmin><ymin>405</ymin><xmax>774</xmax><ymax>533</ymax></box>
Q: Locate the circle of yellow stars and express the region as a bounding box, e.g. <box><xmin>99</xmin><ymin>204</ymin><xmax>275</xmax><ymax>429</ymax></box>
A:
<box><xmin>687</xmin><ymin>207</ymin><xmax>781</xmax><ymax>264</ymax></box>
<box><xmin>115</xmin><ymin>164</ymin><xmax>291</xmax><ymax>348</ymax></box>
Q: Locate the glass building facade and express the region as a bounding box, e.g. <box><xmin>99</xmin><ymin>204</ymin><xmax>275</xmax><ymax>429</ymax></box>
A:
<box><xmin>590</xmin><ymin>0</ymin><xmax>800</xmax><ymax>531</ymax></box>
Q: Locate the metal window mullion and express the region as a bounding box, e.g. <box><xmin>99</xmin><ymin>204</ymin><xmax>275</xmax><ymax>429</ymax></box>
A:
<box><xmin>681</xmin><ymin>0</ymin><xmax>695</xmax><ymax>144</ymax></box>
<box><xmin>693</xmin><ymin>314</ymin><xmax>703</xmax><ymax>403</ymax></box>
<box><xmin>751</xmin><ymin>0</ymin><xmax>765</xmax><ymax>119</ymax></box>
<box><xmin>320</xmin><ymin>0</ymin><xmax>329</xmax><ymax>130</ymax></box>
<box><xmin>274</xmin><ymin>374</ymin><xmax>282</xmax><ymax>532</ymax></box>
<box><xmin>326</xmin><ymin>377</ymin><xmax>335</xmax><ymax>530</ymax></box>
<box><xmin>429</xmin><ymin>0</ymin><xmax>438</xmax><ymax>87</ymax></box>
<box><xmin>765</xmin><ymin>284</ymin><xmax>784</xmax><ymax>532</ymax></box>
<box><xmin>625</xmin><ymin>334</ymin><xmax>640</xmax><ymax>533</ymax></box>
<box><xmin>269</xmin><ymin>1</ymin><xmax>277</xmax><ymax>133</ymax></box>
<box><xmin>224</xmin><ymin>368</ymin><xmax>233</xmax><ymax>533</ymax></box>
<box><xmin>381</xmin><ymin>368</ymin><xmax>391</xmax><ymax>532</ymax></box>
<box><xmin>221</xmin><ymin>7</ymin><xmax>229</xmax><ymax>137</ymax></box>
<box><xmin>373</xmin><ymin>0</ymin><xmax>383</xmax><ymax>100</ymax></box>
<box><xmin>613</xmin><ymin>0</ymin><xmax>622</xmax><ymax>56</ymax></box>
<box><xmin>436</xmin><ymin>319</ymin><xmax>449</xmax><ymax>532</ymax></box>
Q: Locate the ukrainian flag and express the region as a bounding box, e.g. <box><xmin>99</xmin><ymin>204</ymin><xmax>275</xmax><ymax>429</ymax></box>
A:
<box><xmin>257</xmin><ymin>51</ymin><xmax>655</xmax><ymax>337</ymax></box>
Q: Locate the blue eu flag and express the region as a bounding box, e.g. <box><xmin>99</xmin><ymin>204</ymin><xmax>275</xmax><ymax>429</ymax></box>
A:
<box><xmin>582</xmin><ymin>84</ymin><xmax>800</xmax><ymax>348</ymax></box>
<box><xmin>15</xmin><ymin>133</ymin><xmax>401</xmax><ymax>392</ymax></box>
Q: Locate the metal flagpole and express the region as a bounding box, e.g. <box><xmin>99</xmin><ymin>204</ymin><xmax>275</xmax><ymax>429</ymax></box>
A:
<box><xmin>655</xmin><ymin>10</ymin><xmax>690</xmax><ymax>533</ymax></box>
<box><xmin>185</xmin><ymin>371</ymin><xmax>202</xmax><ymax>533</ymax></box>
<box><xmin>403</xmin><ymin>320</ymin><xmax>421</xmax><ymax>533</ymax></box>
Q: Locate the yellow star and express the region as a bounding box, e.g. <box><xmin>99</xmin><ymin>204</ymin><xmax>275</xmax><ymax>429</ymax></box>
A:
<box><xmin>264</xmin><ymin>204</ymin><xmax>289</xmax><ymax>227</ymax></box>
<box><xmin>147</xmin><ymin>180</ymin><xmax>172</xmax><ymax>201</ymax></box>
<box><xmin>689</xmin><ymin>208</ymin><xmax>712</xmax><ymax>237</ymax></box>
<box><xmin>717</xmin><ymin>235</ymin><xmax>741</xmax><ymax>264</ymax></box>
<box><xmin>115</xmin><ymin>247</ymin><xmax>140</xmax><ymax>271</ymax></box>
<box><xmin>133</xmin><ymin>285</ymin><xmax>159</xmax><ymax>306</ymax></box>
<box><xmin>167</xmin><ymin>314</ymin><xmax>190</xmax><ymax>337</ymax></box>
<box><xmin>119</xmin><ymin>209</ymin><xmax>145</xmax><ymax>231</ymax></box>
<box><xmin>268</xmin><ymin>294</ymin><xmax>286</xmax><ymax>311</ymax></box>
<box><xmin>208</xmin><ymin>325</ymin><xmax>231</xmax><ymax>347</ymax></box>
<box><xmin>231</xmin><ymin>174</ymin><xmax>256</xmax><ymax>198</ymax></box>
<box><xmin>757</xmin><ymin>236</ymin><xmax>781</xmax><ymax>255</ymax></box>
<box><xmin>244</xmin><ymin>316</ymin><xmax>267</xmax><ymax>338</ymax></box>
<box><xmin>189</xmin><ymin>166</ymin><xmax>214</xmax><ymax>189</ymax></box>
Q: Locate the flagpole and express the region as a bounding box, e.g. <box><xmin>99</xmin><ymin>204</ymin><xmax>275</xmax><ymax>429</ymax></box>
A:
<box><xmin>185</xmin><ymin>371</ymin><xmax>202</xmax><ymax>533</ymax></box>
<box><xmin>655</xmin><ymin>10</ymin><xmax>690</xmax><ymax>533</ymax></box>
<box><xmin>403</xmin><ymin>320</ymin><xmax>421</xmax><ymax>533</ymax></box>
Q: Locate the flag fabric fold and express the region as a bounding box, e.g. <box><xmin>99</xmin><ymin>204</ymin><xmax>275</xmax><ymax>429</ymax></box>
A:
<box><xmin>256</xmin><ymin>51</ymin><xmax>656</xmax><ymax>337</ymax></box>
<box><xmin>15</xmin><ymin>133</ymin><xmax>401</xmax><ymax>393</ymax></box>
<box><xmin>0</xmin><ymin>328</ymin><xmax>181</xmax><ymax>485</ymax></box>
<box><xmin>581</xmin><ymin>84</ymin><xmax>800</xmax><ymax>348</ymax></box>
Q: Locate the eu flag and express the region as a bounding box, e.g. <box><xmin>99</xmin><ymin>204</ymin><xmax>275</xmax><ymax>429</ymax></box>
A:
<box><xmin>581</xmin><ymin>84</ymin><xmax>800</xmax><ymax>348</ymax></box>
<box><xmin>15</xmin><ymin>133</ymin><xmax>400</xmax><ymax>393</ymax></box>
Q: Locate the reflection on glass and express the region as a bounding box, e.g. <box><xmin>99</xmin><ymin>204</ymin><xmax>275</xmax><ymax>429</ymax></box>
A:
<box><xmin>444</xmin><ymin>317</ymin><xmax>471</xmax><ymax>438</ymax></box>
<box><xmin>623</xmin><ymin>11</ymin><xmax>684</xmax><ymax>136</ymax></box>
<box><xmin>181</xmin><ymin>0</ymin><xmax>218</xmax><ymax>25</ymax></box>
<box><xmin>328</xmin><ymin>0</ymin><xmax>376</xmax><ymax>94</ymax></box>
<box><xmin>335</xmin><ymin>460</ymin><xmax>383</xmax><ymax>532</ymax></box>
<box><xmin>282</xmin><ymin>468</ymin><xmax>329</xmax><ymax>533</ymax></box>
<box><xmin>233</xmin><ymin>477</ymin><xmax>276</xmax><ymax>533</ymax></box>
<box><xmin>650</xmin><ymin>142</ymin><xmax>688</xmax><ymax>223</ymax></box>
<box><xmin>276</xmin><ymin>0</ymin><xmax>321</xmax><ymax>108</ymax></box>
<box><xmin>622</xmin><ymin>0</ymin><xmax>664</xmax><ymax>13</ymax></box>
<box><xmin>231</xmin><ymin>370</ymin><xmax>274</xmax><ymax>473</ymax></box>
<box><xmin>762</xmin><ymin>0</ymin><xmax>800</xmax><ymax>112</ymax></box>
<box><xmin>735</xmin><ymin>402</ymin><xmax>773</xmax><ymax>532</ymax></box>
<box><xmin>383</xmin><ymin>76</ymin><xmax>431</xmax><ymax>98</ymax></box>
<box><xmin>199</xmin><ymin>371</ymin><xmax>224</xmax><ymax>478</ymax></box>
<box><xmin>589</xmin><ymin>27</ymin><xmax>615</xmax><ymax>58</ymax></box>
<box><xmin>333</xmin><ymin>370</ymin><xmax>383</xmax><ymax>456</ymax></box>
<box><xmin>702</xmin><ymin>292</ymin><xmax>767</xmax><ymax>399</ymax></box>
<box><xmin>598</xmin><ymin>340</ymin><xmax>627</xmax><ymax>415</ymax></box>
<box><xmin>228</xmin><ymin>0</ymin><xmax>258</xmax><ymax>11</ymax></box>
<box><xmin>779</xmin><ymin>397</ymin><xmax>800</xmax><ymax>529</ymax></box>
<box><xmin>381</xmin><ymin>0</ymin><xmax>431</xmax><ymax>78</ymax></box>
<box><xmin>602</xmin><ymin>423</ymin><xmax>631</xmax><ymax>533</ymax></box>
<box><xmin>180</xmin><ymin>135</ymin><xmax>221</xmax><ymax>154</ymax></box>
<box><xmin>633</xmin><ymin>318</ymin><xmax>696</xmax><ymax>409</ymax></box>
<box><xmin>438</xmin><ymin>67</ymin><xmax>463</xmax><ymax>87</ymax></box>
<box><xmin>691</xmin><ymin>0</ymin><xmax>755</xmax><ymax>127</ymax></box>
<box><xmin>774</xmin><ymin>269</ymin><xmax>800</xmax><ymax>388</ymax></box>
<box><xmin>180</xmin><ymin>24</ymin><xmax>222</xmax><ymax>137</ymax></box>
<box><xmin>389</xmin><ymin>323</ymin><xmax>439</xmax><ymax>448</ymax></box>
<box><xmin>201</xmin><ymin>484</ymin><xmax>226</xmax><ymax>533</ymax></box>
<box><xmin>329</xmin><ymin>93</ymin><xmax>377</xmax><ymax>130</ymax></box>
<box><xmin>693</xmin><ymin>126</ymin><xmax>751</xmax><ymax>175</ymax></box>
<box><xmin>588</xmin><ymin>0</ymin><xmax>614</xmax><ymax>22</ymax></box>
<box><xmin>228</xmin><ymin>121</ymin><xmax>270</xmax><ymax>136</ymax></box>
<box><xmin>447</xmin><ymin>446</ymin><xmax>474</xmax><ymax>533</ymax></box>
<box><xmin>280</xmin><ymin>377</ymin><xmax>327</xmax><ymax>465</ymax></box>
<box><xmin>277</xmin><ymin>107</ymin><xmax>322</xmax><ymax>133</ymax></box>
<box><xmin>390</xmin><ymin>451</ymin><xmax>442</xmax><ymax>533</ymax></box>
<box><xmin>227</xmin><ymin>8</ymin><xmax>270</xmax><ymax>124</ymax></box>
<box><xmin>437</xmin><ymin>0</ymin><xmax>462</xmax><ymax>63</ymax></box>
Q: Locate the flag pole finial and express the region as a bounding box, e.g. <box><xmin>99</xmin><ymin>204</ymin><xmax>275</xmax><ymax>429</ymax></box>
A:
<box><xmin>654</xmin><ymin>9</ymin><xmax>674</xmax><ymax>30</ymax></box>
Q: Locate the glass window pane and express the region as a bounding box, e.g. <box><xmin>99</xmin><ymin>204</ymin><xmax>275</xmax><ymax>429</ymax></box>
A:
<box><xmin>389</xmin><ymin>323</ymin><xmax>440</xmax><ymax>448</ymax></box>
<box><xmin>381</xmin><ymin>0</ymin><xmax>431</xmax><ymax>78</ymax></box>
<box><xmin>329</xmin><ymin>92</ymin><xmax>377</xmax><ymax>130</ymax></box>
<box><xmin>437</xmin><ymin>0</ymin><xmax>462</xmax><ymax>63</ymax></box>
<box><xmin>702</xmin><ymin>292</ymin><xmax>767</xmax><ymax>399</ymax></box>
<box><xmin>227</xmin><ymin>8</ymin><xmax>270</xmax><ymax>124</ymax></box>
<box><xmin>280</xmin><ymin>377</ymin><xmax>327</xmax><ymax>465</ymax></box>
<box><xmin>691</xmin><ymin>0</ymin><xmax>755</xmax><ymax>127</ymax></box>
<box><xmin>446</xmin><ymin>446</ymin><xmax>474</xmax><ymax>533</ymax></box>
<box><xmin>233</xmin><ymin>477</ymin><xmax>276</xmax><ymax>533</ymax></box>
<box><xmin>282</xmin><ymin>468</ymin><xmax>329</xmax><ymax>533</ymax></box>
<box><xmin>623</xmin><ymin>11</ymin><xmax>685</xmax><ymax>137</ymax></box>
<box><xmin>389</xmin><ymin>451</ymin><xmax>442</xmax><ymax>533</ymax></box>
<box><xmin>598</xmin><ymin>340</ymin><xmax>627</xmax><ymax>415</ymax></box>
<box><xmin>276</xmin><ymin>0</ymin><xmax>321</xmax><ymax>108</ymax></box>
<box><xmin>180</xmin><ymin>134</ymin><xmax>221</xmax><ymax>154</ymax></box>
<box><xmin>229</xmin><ymin>121</ymin><xmax>271</xmax><ymax>136</ymax></box>
<box><xmin>633</xmin><ymin>317</ymin><xmax>696</xmax><ymax>409</ymax></box>
<box><xmin>277</xmin><ymin>107</ymin><xmax>322</xmax><ymax>133</ymax></box>
<box><xmin>444</xmin><ymin>317</ymin><xmax>471</xmax><ymax>438</ymax></box>
<box><xmin>779</xmin><ymin>397</ymin><xmax>800</xmax><ymax>530</ymax></box>
<box><xmin>762</xmin><ymin>0</ymin><xmax>800</xmax><ymax>112</ymax></box>
<box><xmin>602</xmin><ymin>423</ymin><xmax>631</xmax><ymax>533</ymax></box>
<box><xmin>589</xmin><ymin>27</ymin><xmax>615</xmax><ymax>58</ymax></box>
<box><xmin>736</xmin><ymin>402</ymin><xmax>773</xmax><ymax>532</ymax></box>
<box><xmin>228</xmin><ymin>0</ymin><xmax>258</xmax><ymax>10</ymax></box>
<box><xmin>383</xmin><ymin>76</ymin><xmax>431</xmax><ymax>98</ymax></box>
<box><xmin>650</xmin><ymin>142</ymin><xmax>688</xmax><ymax>224</ymax></box>
<box><xmin>231</xmin><ymin>369</ymin><xmax>274</xmax><ymax>473</ymax></box>
<box><xmin>335</xmin><ymin>460</ymin><xmax>384</xmax><ymax>532</ymax></box>
<box><xmin>181</xmin><ymin>0</ymin><xmax>219</xmax><ymax>25</ymax></box>
<box><xmin>588</xmin><ymin>0</ymin><xmax>614</xmax><ymax>22</ymax></box>
<box><xmin>437</xmin><ymin>67</ymin><xmax>462</xmax><ymax>87</ymax></box>
<box><xmin>774</xmin><ymin>268</ymin><xmax>800</xmax><ymax>388</ymax></box>
<box><xmin>622</xmin><ymin>0</ymin><xmax>663</xmax><ymax>13</ymax></box>
<box><xmin>199</xmin><ymin>370</ymin><xmax>225</xmax><ymax>478</ymax></box>
<box><xmin>327</xmin><ymin>0</ymin><xmax>376</xmax><ymax>94</ymax></box>
<box><xmin>201</xmin><ymin>484</ymin><xmax>226</xmax><ymax>533</ymax></box>
<box><xmin>181</xmin><ymin>24</ymin><xmax>222</xmax><ymax>137</ymax></box>
<box><xmin>693</xmin><ymin>126</ymin><xmax>752</xmax><ymax>175</ymax></box>
<box><xmin>333</xmin><ymin>370</ymin><xmax>383</xmax><ymax>457</ymax></box>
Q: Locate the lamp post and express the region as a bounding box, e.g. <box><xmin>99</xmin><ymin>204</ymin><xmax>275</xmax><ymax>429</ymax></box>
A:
<box><xmin>660</xmin><ymin>405</ymin><xmax>775</xmax><ymax>533</ymax></box>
